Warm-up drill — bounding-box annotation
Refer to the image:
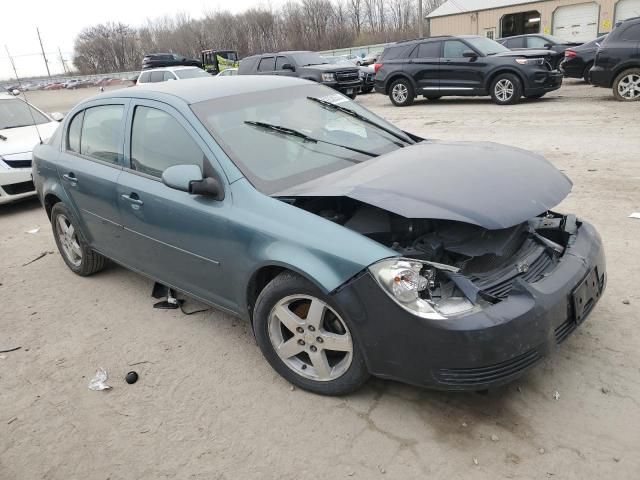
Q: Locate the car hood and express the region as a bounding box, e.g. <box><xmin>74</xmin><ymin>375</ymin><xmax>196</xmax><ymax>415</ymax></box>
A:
<box><xmin>275</xmin><ymin>141</ymin><xmax>572</xmax><ymax>230</ymax></box>
<box><xmin>493</xmin><ymin>49</ymin><xmax>553</xmax><ymax>58</ymax></box>
<box><xmin>301</xmin><ymin>64</ymin><xmax>358</xmax><ymax>73</ymax></box>
<box><xmin>0</xmin><ymin>122</ymin><xmax>59</xmax><ymax>156</ymax></box>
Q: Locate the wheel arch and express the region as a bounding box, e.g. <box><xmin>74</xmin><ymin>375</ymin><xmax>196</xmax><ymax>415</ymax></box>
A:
<box><xmin>611</xmin><ymin>63</ymin><xmax>640</xmax><ymax>87</ymax></box>
<box><xmin>485</xmin><ymin>68</ymin><xmax>527</xmax><ymax>92</ymax></box>
<box><xmin>245</xmin><ymin>261</ymin><xmax>339</xmax><ymax>325</ymax></box>
<box><xmin>41</xmin><ymin>179</ymin><xmax>73</xmax><ymax>220</ymax></box>
<box><xmin>384</xmin><ymin>73</ymin><xmax>417</xmax><ymax>94</ymax></box>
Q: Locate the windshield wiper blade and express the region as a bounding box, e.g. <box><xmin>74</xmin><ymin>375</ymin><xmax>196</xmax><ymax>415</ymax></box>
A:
<box><xmin>307</xmin><ymin>96</ymin><xmax>412</xmax><ymax>146</ymax></box>
<box><xmin>244</xmin><ymin>121</ymin><xmax>378</xmax><ymax>158</ymax></box>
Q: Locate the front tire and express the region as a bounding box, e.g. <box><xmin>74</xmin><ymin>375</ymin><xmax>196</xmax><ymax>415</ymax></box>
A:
<box><xmin>51</xmin><ymin>203</ymin><xmax>107</xmax><ymax>276</ymax></box>
<box><xmin>253</xmin><ymin>272</ymin><xmax>369</xmax><ymax>396</ymax></box>
<box><xmin>490</xmin><ymin>73</ymin><xmax>522</xmax><ymax>105</ymax></box>
<box><xmin>388</xmin><ymin>78</ymin><xmax>414</xmax><ymax>107</ymax></box>
<box><xmin>361</xmin><ymin>86</ymin><xmax>373</xmax><ymax>94</ymax></box>
<box><xmin>612</xmin><ymin>68</ymin><xmax>640</xmax><ymax>101</ymax></box>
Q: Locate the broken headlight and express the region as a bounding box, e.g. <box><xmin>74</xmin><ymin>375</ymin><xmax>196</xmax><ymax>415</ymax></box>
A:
<box><xmin>368</xmin><ymin>258</ymin><xmax>479</xmax><ymax>320</ymax></box>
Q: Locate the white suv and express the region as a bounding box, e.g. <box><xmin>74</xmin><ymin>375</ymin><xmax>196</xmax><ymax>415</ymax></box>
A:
<box><xmin>1</xmin><ymin>93</ymin><xmax>62</xmax><ymax>204</ymax></box>
<box><xmin>136</xmin><ymin>66</ymin><xmax>211</xmax><ymax>84</ymax></box>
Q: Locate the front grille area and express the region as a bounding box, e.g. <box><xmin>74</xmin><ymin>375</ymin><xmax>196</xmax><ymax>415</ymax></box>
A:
<box><xmin>336</xmin><ymin>70</ymin><xmax>359</xmax><ymax>83</ymax></box>
<box><xmin>469</xmin><ymin>244</ymin><xmax>555</xmax><ymax>299</ymax></box>
<box><xmin>4</xmin><ymin>159</ymin><xmax>32</xmax><ymax>169</ymax></box>
<box><xmin>433</xmin><ymin>348</ymin><xmax>541</xmax><ymax>387</ymax></box>
<box><xmin>2</xmin><ymin>180</ymin><xmax>35</xmax><ymax>195</ymax></box>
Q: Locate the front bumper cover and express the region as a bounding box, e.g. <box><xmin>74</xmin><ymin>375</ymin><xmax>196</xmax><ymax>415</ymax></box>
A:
<box><xmin>332</xmin><ymin>221</ymin><xmax>606</xmax><ymax>390</ymax></box>
<box><xmin>524</xmin><ymin>70</ymin><xmax>563</xmax><ymax>96</ymax></box>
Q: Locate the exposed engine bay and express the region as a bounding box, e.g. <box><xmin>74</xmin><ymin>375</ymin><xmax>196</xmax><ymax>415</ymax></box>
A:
<box><xmin>286</xmin><ymin>196</ymin><xmax>581</xmax><ymax>309</ymax></box>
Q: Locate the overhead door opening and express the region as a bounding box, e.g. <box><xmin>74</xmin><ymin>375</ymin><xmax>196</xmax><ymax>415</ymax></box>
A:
<box><xmin>553</xmin><ymin>3</ymin><xmax>599</xmax><ymax>42</ymax></box>
<box><xmin>501</xmin><ymin>11</ymin><xmax>541</xmax><ymax>37</ymax></box>
<box><xmin>615</xmin><ymin>0</ymin><xmax>640</xmax><ymax>23</ymax></box>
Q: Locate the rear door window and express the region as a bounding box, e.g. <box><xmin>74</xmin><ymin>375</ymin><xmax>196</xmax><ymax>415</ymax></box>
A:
<box><xmin>505</xmin><ymin>37</ymin><xmax>525</xmax><ymax>48</ymax></box>
<box><xmin>67</xmin><ymin>111</ymin><xmax>83</xmax><ymax>153</ymax></box>
<box><xmin>163</xmin><ymin>71</ymin><xmax>175</xmax><ymax>81</ymax></box>
<box><xmin>130</xmin><ymin>106</ymin><xmax>204</xmax><ymax>178</ymax></box>
<box><xmin>621</xmin><ymin>24</ymin><xmax>640</xmax><ymax>41</ymax></box>
<box><xmin>257</xmin><ymin>57</ymin><xmax>276</xmax><ymax>72</ymax></box>
<box><xmin>150</xmin><ymin>71</ymin><xmax>165</xmax><ymax>83</ymax></box>
<box><xmin>416</xmin><ymin>41</ymin><xmax>441</xmax><ymax>58</ymax></box>
<box><xmin>527</xmin><ymin>36</ymin><xmax>549</xmax><ymax>48</ymax></box>
<box><xmin>380</xmin><ymin>45</ymin><xmax>411</xmax><ymax>60</ymax></box>
<box><xmin>443</xmin><ymin>40</ymin><xmax>469</xmax><ymax>58</ymax></box>
<box><xmin>80</xmin><ymin>105</ymin><xmax>124</xmax><ymax>164</ymax></box>
<box><xmin>138</xmin><ymin>72</ymin><xmax>151</xmax><ymax>83</ymax></box>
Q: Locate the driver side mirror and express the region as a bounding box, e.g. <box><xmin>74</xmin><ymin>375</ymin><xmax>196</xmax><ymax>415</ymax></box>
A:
<box><xmin>12</xmin><ymin>89</ymin><xmax>20</xmax><ymax>96</ymax></box>
<box><xmin>544</xmin><ymin>43</ymin><xmax>553</xmax><ymax>49</ymax></box>
<box><xmin>50</xmin><ymin>112</ymin><xmax>64</xmax><ymax>122</ymax></box>
<box><xmin>162</xmin><ymin>164</ymin><xmax>224</xmax><ymax>199</ymax></box>
<box><xmin>462</xmin><ymin>50</ymin><xmax>478</xmax><ymax>58</ymax></box>
<box><xmin>281</xmin><ymin>63</ymin><xmax>295</xmax><ymax>71</ymax></box>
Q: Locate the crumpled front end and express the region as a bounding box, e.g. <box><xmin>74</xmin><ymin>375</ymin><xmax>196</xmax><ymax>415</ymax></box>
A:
<box><xmin>331</xmin><ymin>215</ymin><xmax>606</xmax><ymax>390</ymax></box>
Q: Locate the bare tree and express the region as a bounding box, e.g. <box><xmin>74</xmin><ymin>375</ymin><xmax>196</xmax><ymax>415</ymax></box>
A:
<box><xmin>72</xmin><ymin>0</ymin><xmax>446</xmax><ymax>74</ymax></box>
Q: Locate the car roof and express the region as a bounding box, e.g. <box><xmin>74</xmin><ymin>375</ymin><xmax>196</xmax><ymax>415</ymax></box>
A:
<box><xmin>393</xmin><ymin>35</ymin><xmax>487</xmax><ymax>45</ymax></box>
<box><xmin>140</xmin><ymin>66</ymin><xmax>201</xmax><ymax>73</ymax></box>
<box><xmin>0</xmin><ymin>93</ymin><xmax>21</xmax><ymax>101</ymax></box>
<box><xmin>97</xmin><ymin>76</ymin><xmax>312</xmax><ymax>105</ymax></box>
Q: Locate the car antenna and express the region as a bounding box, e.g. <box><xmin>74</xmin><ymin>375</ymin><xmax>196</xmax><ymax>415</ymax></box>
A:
<box><xmin>4</xmin><ymin>44</ymin><xmax>44</xmax><ymax>144</ymax></box>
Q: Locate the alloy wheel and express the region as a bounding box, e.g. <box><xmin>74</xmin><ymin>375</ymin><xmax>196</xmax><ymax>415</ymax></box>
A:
<box><xmin>55</xmin><ymin>214</ymin><xmax>82</xmax><ymax>267</ymax></box>
<box><xmin>617</xmin><ymin>73</ymin><xmax>640</xmax><ymax>100</ymax></box>
<box><xmin>268</xmin><ymin>295</ymin><xmax>353</xmax><ymax>382</ymax></box>
<box><xmin>495</xmin><ymin>79</ymin><xmax>514</xmax><ymax>102</ymax></box>
<box><xmin>392</xmin><ymin>83</ymin><xmax>409</xmax><ymax>104</ymax></box>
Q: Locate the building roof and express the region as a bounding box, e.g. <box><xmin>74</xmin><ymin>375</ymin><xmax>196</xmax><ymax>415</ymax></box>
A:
<box><xmin>428</xmin><ymin>0</ymin><xmax>540</xmax><ymax>18</ymax></box>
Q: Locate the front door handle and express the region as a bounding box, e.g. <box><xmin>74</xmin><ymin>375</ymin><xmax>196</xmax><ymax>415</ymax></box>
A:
<box><xmin>121</xmin><ymin>194</ymin><xmax>144</xmax><ymax>206</ymax></box>
<box><xmin>62</xmin><ymin>173</ymin><xmax>78</xmax><ymax>183</ymax></box>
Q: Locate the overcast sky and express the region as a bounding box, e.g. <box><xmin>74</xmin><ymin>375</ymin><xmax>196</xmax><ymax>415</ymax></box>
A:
<box><xmin>0</xmin><ymin>0</ymin><xmax>280</xmax><ymax>80</ymax></box>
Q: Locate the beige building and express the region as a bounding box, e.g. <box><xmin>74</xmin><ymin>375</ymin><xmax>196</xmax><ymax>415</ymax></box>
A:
<box><xmin>427</xmin><ymin>0</ymin><xmax>640</xmax><ymax>42</ymax></box>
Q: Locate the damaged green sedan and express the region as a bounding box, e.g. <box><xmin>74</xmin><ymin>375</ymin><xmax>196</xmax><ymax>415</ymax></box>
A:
<box><xmin>33</xmin><ymin>76</ymin><xmax>606</xmax><ymax>395</ymax></box>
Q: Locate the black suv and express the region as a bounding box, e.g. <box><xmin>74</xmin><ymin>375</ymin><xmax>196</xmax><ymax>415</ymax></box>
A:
<box><xmin>142</xmin><ymin>53</ymin><xmax>202</xmax><ymax>70</ymax></box>
<box><xmin>239</xmin><ymin>51</ymin><xmax>361</xmax><ymax>98</ymax></box>
<box><xmin>374</xmin><ymin>35</ymin><xmax>562</xmax><ymax>106</ymax></box>
<box><xmin>590</xmin><ymin>17</ymin><xmax>640</xmax><ymax>101</ymax></box>
<box><xmin>497</xmin><ymin>34</ymin><xmax>582</xmax><ymax>69</ymax></box>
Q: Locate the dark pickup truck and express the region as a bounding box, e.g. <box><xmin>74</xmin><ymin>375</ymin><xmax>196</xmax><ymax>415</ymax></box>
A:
<box><xmin>238</xmin><ymin>51</ymin><xmax>362</xmax><ymax>98</ymax></box>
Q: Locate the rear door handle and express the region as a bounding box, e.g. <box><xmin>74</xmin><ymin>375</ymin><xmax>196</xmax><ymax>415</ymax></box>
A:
<box><xmin>121</xmin><ymin>194</ymin><xmax>144</xmax><ymax>206</ymax></box>
<box><xmin>62</xmin><ymin>173</ymin><xmax>78</xmax><ymax>183</ymax></box>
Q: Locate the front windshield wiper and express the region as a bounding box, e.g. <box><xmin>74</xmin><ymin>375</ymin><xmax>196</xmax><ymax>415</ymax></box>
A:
<box><xmin>307</xmin><ymin>96</ymin><xmax>412</xmax><ymax>147</ymax></box>
<box><xmin>244</xmin><ymin>121</ymin><xmax>378</xmax><ymax>158</ymax></box>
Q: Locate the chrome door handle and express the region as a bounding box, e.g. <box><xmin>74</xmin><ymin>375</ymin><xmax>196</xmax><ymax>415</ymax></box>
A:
<box><xmin>62</xmin><ymin>173</ymin><xmax>78</xmax><ymax>183</ymax></box>
<box><xmin>121</xmin><ymin>194</ymin><xmax>143</xmax><ymax>206</ymax></box>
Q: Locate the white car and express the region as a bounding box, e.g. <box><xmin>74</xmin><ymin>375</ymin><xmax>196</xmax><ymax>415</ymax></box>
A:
<box><xmin>0</xmin><ymin>93</ymin><xmax>62</xmax><ymax>204</ymax></box>
<box><xmin>217</xmin><ymin>68</ymin><xmax>238</xmax><ymax>77</ymax></box>
<box><xmin>136</xmin><ymin>66</ymin><xmax>211</xmax><ymax>84</ymax></box>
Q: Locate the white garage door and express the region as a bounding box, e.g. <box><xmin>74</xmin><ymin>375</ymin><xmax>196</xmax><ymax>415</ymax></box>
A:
<box><xmin>615</xmin><ymin>0</ymin><xmax>640</xmax><ymax>22</ymax></box>
<box><xmin>553</xmin><ymin>3</ymin><xmax>599</xmax><ymax>42</ymax></box>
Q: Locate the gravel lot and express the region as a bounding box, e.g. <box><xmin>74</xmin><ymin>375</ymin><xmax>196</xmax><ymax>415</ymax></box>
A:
<box><xmin>2</xmin><ymin>80</ymin><xmax>639</xmax><ymax>479</ymax></box>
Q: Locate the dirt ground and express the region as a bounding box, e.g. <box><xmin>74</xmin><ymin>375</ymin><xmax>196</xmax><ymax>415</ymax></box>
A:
<box><xmin>1</xmin><ymin>81</ymin><xmax>639</xmax><ymax>479</ymax></box>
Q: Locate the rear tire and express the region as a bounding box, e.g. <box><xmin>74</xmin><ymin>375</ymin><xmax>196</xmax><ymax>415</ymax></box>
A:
<box><xmin>253</xmin><ymin>271</ymin><xmax>369</xmax><ymax>396</ymax></box>
<box><xmin>490</xmin><ymin>73</ymin><xmax>522</xmax><ymax>105</ymax></box>
<box><xmin>582</xmin><ymin>62</ymin><xmax>593</xmax><ymax>84</ymax></box>
<box><xmin>388</xmin><ymin>78</ymin><xmax>414</xmax><ymax>107</ymax></box>
<box><xmin>612</xmin><ymin>68</ymin><xmax>640</xmax><ymax>102</ymax></box>
<box><xmin>51</xmin><ymin>203</ymin><xmax>107</xmax><ymax>276</ymax></box>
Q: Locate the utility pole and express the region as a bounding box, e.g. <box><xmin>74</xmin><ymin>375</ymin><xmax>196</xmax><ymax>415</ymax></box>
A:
<box><xmin>418</xmin><ymin>0</ymin><xmax>424</xmax><ymax>37</ymax></box>
<box><xmin>36</xmin><ymin>27</ymin><xmax>51</xmax><ymax>78</ymax></box>
<box><xmin>58</xmin><ymin>47</ymin><xmax>68</xmax><ymax>74</ymax></box>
